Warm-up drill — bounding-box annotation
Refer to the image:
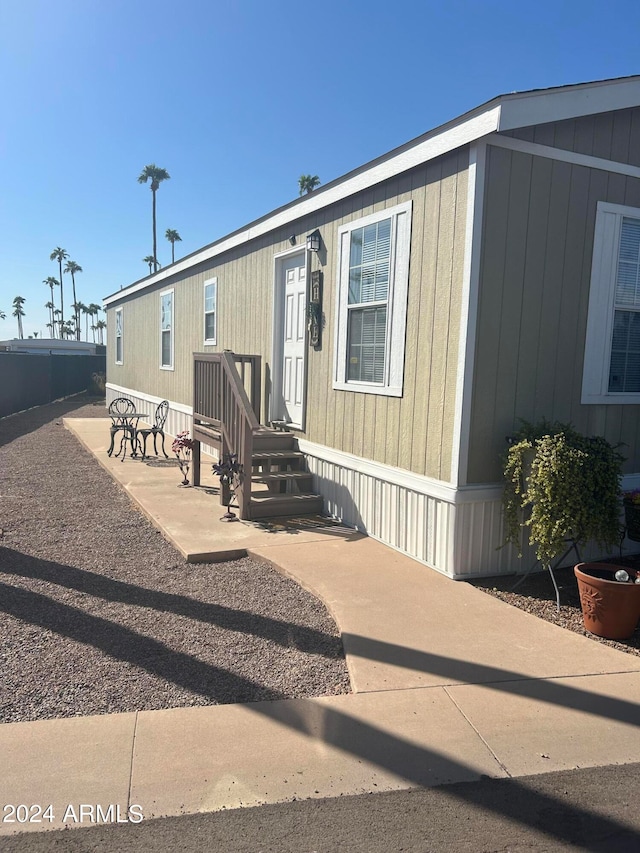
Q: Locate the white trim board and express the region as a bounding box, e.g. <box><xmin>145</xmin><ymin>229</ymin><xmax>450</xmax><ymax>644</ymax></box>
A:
<box><xmin>297</xmin><ymin>438</ymin><xmax>503</xmax><ymax>505</ymax></box>
<box><xmin>451</xmin><ymin>141</ymin><xmax>486</xmax><ymax>486</ymax></box>
<box><xmin>488</xmin><ymin>133</ymin><xmax>640</xmax><ymax>179</ymax></box>
<box><xmin>497</xmin><ymin>76</ymin><xmax>640</xmax><ymax>131</ymax></box>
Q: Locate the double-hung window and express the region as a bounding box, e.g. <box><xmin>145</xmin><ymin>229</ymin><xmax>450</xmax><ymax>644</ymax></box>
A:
<box><xmin>583</xmin><ymin>202</ymin><xmax>640</xmax><ymax>403</ymax></box>
<box><xmin>204</xmin><ymin>277</ymin><xmax>217</xmax><ymax>344</ymax></box>
<box><xmin>334</xmin><ymin>201</ymin><xmax>412</xmax><ymax>396</ymax></box>
<box><xmin>160</xmin><ymin>288</ymin><xmax>174</xmax><ymax>370</ymax></box>
<box><xmin>115</xmin><ymin>307</ymin><xmax>123</xmax><ymax>364</ymax></box>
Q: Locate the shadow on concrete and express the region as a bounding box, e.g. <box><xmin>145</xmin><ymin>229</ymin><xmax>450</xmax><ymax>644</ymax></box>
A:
<box><xmin>2</xmin><ymin>548</ymin><xmax>639</xmax><ymax>847</ymax></box>
<box><xmin>343</xmin><ymin>633</ymin><xmax>640</xmax><ymax>726</ymax></box>
<box><xmin>241</xmin><ymin>699</ymin><xmax>639</xmax><ymax>851</ymax></box>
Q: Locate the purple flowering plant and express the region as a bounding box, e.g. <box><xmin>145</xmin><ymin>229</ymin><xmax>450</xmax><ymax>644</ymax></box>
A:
<box><xmin>623</xmin><ymin>488</ymin><xmax>640</xmax><ymax>506</ymax></box>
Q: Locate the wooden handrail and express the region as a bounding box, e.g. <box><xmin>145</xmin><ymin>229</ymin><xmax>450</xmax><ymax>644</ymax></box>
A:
<box><xmin>192</xmin><ymin>351</ymin><xmax>262</xmax><ymax>519</ymax></box>
<box><xmin>218</xmin><ymin>352</ymin><xmax>258</xmax><ymax>519</ymax></box>
<box><xmin>193</xmin><ymin>352</ymin><xmax>261</xmax><ymax>425</ymax></box>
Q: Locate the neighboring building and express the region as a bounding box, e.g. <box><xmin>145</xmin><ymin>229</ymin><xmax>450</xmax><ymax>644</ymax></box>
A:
<box><xmin>0</xmin><ymin>338</ymin><xmax>103</xmax><ymax>356</ymax></box>
<box><xmin>104</xmin><ymin>76</ymin><xmax>640</xmax><ymax>579</ymax></box>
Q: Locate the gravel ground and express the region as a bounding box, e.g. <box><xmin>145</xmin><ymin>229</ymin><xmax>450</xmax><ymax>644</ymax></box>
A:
<box><xmin>0</xmin><ymin>396</ymin><xmax>351</xmax><ymax>724</ymax></box>
<box><xmin>469</xmin><ymin>558</ymin><xmax>640</xmax><ymax>657</ymax></box>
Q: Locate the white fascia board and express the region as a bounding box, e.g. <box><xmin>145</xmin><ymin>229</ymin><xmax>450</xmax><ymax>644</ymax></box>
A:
<box><xmin>498</xmin><ymin>77</ymin><xmax>640</xmax><ymax>131</ymax></box>
<box><xmin>104</xmin><ymin>106</ymin><xmax>502</xmax><ymax>307</ymax></box>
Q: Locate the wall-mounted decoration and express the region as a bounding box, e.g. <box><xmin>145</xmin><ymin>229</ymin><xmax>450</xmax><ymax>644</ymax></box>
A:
<box><xmin>307</xmin><ymin>270</ymin><xmax>323</xmax><ymax>348</ymax></box>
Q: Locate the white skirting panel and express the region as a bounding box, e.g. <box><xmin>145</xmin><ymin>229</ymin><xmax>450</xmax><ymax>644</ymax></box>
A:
<box><xmin>106</xmin><ymin>383</ymin><xmax>192</xmax><ymax>440</ymax></box>
<box><xmin>299</xmin><ymin>439</ymin><xmax>537</xmax><ymax>579</ymax></box>
<box><xmin>105</xmin><ymin>383</ymin><xmax>222</xmax><ymax>458</ymax></box>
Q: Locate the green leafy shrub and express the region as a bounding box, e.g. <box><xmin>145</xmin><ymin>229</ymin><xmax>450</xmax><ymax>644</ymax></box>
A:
<box><xmin>503</xmin><ymin>420</ymin><xmax>624</xmax><ymax>566</ymax></box>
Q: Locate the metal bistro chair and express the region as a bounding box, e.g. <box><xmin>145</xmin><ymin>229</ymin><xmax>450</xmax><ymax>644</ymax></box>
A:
<box><xmin>138</xmin><ymin>400</ymin><xmax>170</xmax><ymax>460</ymax></box>
<box><xmin>107</xmin><ymin>397</ymin><xmax>136</xmax><ymax>457</ymax></box>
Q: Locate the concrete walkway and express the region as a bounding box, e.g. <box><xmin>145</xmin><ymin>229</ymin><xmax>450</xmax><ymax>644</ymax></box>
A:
<box><xmin>1</xmin><ymin>417</ymin><xmax>639</xmax><ymax>835</ymax></box>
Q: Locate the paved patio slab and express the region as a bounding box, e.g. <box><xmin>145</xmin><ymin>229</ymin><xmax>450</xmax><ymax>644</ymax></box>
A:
<box><xmin>1</xmin><ymin>416</ymin><xmax>630</xmax><ymax>834</ymax></box>
<box><xmin>251</xmin><ymin>538</ymin><xmax>640</xmax><ymax>693</ymax></box>
<box><xmin>64</xmin><ymin>418</ymin><xmax>362</xmax><ymax>561</ymax></box>
<box><xmin>446</xmin><ymin>671</ymin><xmax>640</xmax><ymax>777</ymax></box>
<box><xmin>0</xmin><ymin>713</ymin><xmax>136</xmax><ymax>836</ymax></box>
<box><xmin>130</xmin><ymin>688</ymin><xmax>506</xmax><ymax>820</ymax></box>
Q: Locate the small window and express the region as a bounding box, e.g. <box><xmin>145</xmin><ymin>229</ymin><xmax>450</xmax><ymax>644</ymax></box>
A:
<box><xmin>334</xmin><ymin>201</ymin><xmax>412</xmax><ymax>396</ymax></box>
<box><xmin>160</xmin><ymin>289</ymin><xmax>174</xmax><ymax>370</ymax></box>
<box><xmin>204</xmin><ymin>278</ymin><xmax>217</xmax><ymax>344</ymax></box>
<box><xmin>583</xmin><ymin>202</ymin><xmax>640</xmax><ymax>403</ymax></box>
<box><xmin>115</xmin><ymin>308</ymin><xmax>123</xmax><ymax>364</ymax></box>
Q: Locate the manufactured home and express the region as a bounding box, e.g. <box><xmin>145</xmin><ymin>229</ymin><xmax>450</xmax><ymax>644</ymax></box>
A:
<box><xmin>104</xmin><ymin>76</ymin><xmax>640</xmax><ymax>579</ymax></box>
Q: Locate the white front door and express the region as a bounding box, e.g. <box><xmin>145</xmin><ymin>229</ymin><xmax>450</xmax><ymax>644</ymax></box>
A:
<box><xmin>277</xmin><ymin>254</ymin><xmax>306</xmax><ymax>426</ymax></box>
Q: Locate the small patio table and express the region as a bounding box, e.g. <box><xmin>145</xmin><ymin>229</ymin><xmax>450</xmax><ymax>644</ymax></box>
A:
<box><xmin>109</xmin><ymin>412</ymin><xmax>150</xmax><ymax>460</ymax></box>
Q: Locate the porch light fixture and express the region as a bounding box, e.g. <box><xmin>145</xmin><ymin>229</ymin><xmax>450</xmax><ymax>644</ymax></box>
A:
<box><xmin>288</xmin><ymin>235</ymin><xmax>296</xmax><ymax>245</ymax></box>
<box><xmin>306</xmin><ymin>229</ymin><xmax>321</xmax><ymax>253</ymax></box>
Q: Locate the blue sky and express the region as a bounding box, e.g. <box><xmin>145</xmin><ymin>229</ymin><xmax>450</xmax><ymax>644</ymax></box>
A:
<box><xmin>1</xmin><ymin>0</ymin><xmax>640</xmax><ymax>339</ymax></box>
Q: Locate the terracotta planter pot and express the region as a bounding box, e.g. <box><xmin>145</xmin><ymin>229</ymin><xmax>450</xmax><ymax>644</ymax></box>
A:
<box><xmin>574</xmin><ymin>563</ymin><xmax>640</xmax><ymax>640</ymax></box>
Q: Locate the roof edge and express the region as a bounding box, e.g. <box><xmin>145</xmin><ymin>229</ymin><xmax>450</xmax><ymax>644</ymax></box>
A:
<box><xmin>104</xmin><ymin>75</ymin><xmax>640</xmax><ymax>307</ymax></box>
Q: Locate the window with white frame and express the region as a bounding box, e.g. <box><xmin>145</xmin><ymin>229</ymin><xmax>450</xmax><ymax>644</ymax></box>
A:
<box><xmin>204</xmin><ymin>278</ymin><xmax>217</xmax><ymax>344</ymax></box>
<box><xmin>583</xmin><ymin>202</ymin><xmax>640</xmax><ymax>403</ymax></box>
<box><xmin>160</xmin><ymin>289</ymin><xmax>174</xmax><ymax>369</ymax></box>
<box><xmin>334</xmin><ymin>201</ymin><xmax>412</xmax><ymax>396</ymax></box>
<box><xmin>115</xmin><ymin>307</ymin><xmax>123</xmax><ymax>364</ymax></box>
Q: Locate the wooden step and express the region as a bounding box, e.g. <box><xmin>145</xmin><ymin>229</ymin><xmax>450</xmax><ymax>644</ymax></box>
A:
<box><xmin>252</xmin><ymin>429</ymin><xmax>296</xmax><ymax>451</ymax></box>
<box><xmin>251</xmin><ymin>450</ymin><xmax>306</xmax><ymax>462</ymax></box>
<box><xmin>251</xmin><ymin>471</ymin><xmax>312</xmax><ymax>483</ymax></box>
<box><xmin>249</xmin><ymin>493</ymin><xmax>324</xmax><ymax>519</ymax></box>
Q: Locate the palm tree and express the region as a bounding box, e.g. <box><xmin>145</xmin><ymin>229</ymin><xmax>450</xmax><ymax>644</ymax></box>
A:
<box><xmin>50</xmin><ymin>248</ymin><xmax>69</xmax><ymax>331</ymax></box>
<box><xmin>298</xmin><ymin>174</ymin><xmax>321</xmax><ymax>195</ymax></box>
<box><xmin>44</xmin><ymin>301</ymin><xmax>55</xmax><ymax>336</ymax></box>
<box><xmin>60</xmin><ymin>320</ymin><xmax>74</xmax><ymax>339</ymax></box>
<box><xmin>165</xmin><ymin>228</ymin><xmax>182</xmax><ymax>263</ymax></box>
<box><xmin>71</xmin><ymin>301</ymin><xmax>83</xmax><ymax>338</ymax></box>
<box><xmin>64</xmin><ymin>260</ymin><xmax>83</xmax><ymax>340</ymax></box>
<box><xmin>43</xmin><ymin>277</ymin><xmax>59</xmax><ymax>337</ymax></box>
<box><xmin>0</xmin><ymin>309</ymin><xmax>6</xmax><ymax>320</ymax></box>
<box><xmin>95</xmin><ymin>318</ymin><xmax>106</xmax><ymax>345</ymax></box>
<box><xmin>88</xmin><ymin>303</ymin><xmax>101</xmax><ymax>341</ymax></box>
<box><xmin>143</xmin><ymin>255</ymin><xmax>158</xmax><ymax>275</ymax></box>
<box><xmin>78</xmin><ymin>302</ymin><xmax>89</xmax><ymax>340</ymax></box>
<box><xmin>12</xmin><ymin>296</ymin><xmax>25</xmax><ymax>339</ymax></box>
<box><xmin>138</xmin><ymin>164</ymin><xmax>170</xmax><ymax>273</ymax></box>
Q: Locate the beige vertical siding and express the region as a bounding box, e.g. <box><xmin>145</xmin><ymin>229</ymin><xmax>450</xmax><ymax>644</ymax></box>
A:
<box><xmin>303</xmin><ymin>149</ymin><xmax>468</xmax><ymax>481</ymax></box>
<box><xmin>503</xmin><ymin>106</ymin><xmax>640</xmax><ymax>167</ymax></box>
<box><xmin>107</xmin><ymin>148</ymin><xmax>469</xmax><ymax>482</ymax></box>
<box><xmin>467</xmin><ymin>143</ymin><xmax>640</xmax><ymax>484</ymax></box>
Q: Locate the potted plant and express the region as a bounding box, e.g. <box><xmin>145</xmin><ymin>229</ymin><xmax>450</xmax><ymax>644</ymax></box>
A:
<box><xmin>172</xmin><ymin>430</ymin><xmax>194</xmax><ymax>486</ymax></box>
<box><xmin>502</xmin><ymin>420</ymin><xmax>624</xmax><ymax>609</ymax></box>
<box><xmin>574</xmin><ymin>562</ymin><xmax>640</xmax><ymax>639</ymax></box>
